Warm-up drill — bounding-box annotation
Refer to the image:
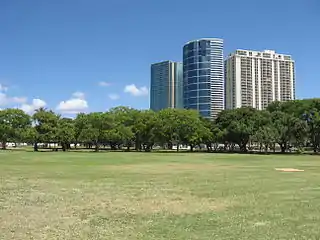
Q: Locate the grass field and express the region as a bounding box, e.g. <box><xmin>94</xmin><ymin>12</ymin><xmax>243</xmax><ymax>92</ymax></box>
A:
<box><xmin>1</xmin><ymin>151</ymin><xmax>320</xmax><ymax>239</ymax></box>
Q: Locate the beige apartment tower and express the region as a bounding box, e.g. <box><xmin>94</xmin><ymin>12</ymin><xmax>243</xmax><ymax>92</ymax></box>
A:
<box><xmin>225</xmin><ymin>49</ymin><xmax>295</xmax><ymax>110</ymax></box>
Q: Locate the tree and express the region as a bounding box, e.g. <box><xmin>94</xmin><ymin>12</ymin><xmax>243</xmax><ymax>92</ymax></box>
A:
<box><xmin>156</xmin><ymin>109</ymin><xmax>182</xmax><ymax>149</ymax></box>
<box><xmin>216</xmin><ymin>107</ymin><xmax>258</xmax><ymax>152</ymax></box>
<box><xmin>303</xmin><ymin>110</ymin><xmax>320</xmax><ymax>153</ymax></box>
<box><xmin>77</xmin><ymin>112</ymin><xmax>112</xmax><ymax>152</ymax></box>
<box><xmin>32</xmin><ymin>108</ymin><xmax>59</xmax><ymax>151</ymax></box>
<box><xmin>106</xmin><ymin>107</ymin><xmax>135</xmax><ymax>150</ymax></box>
<box><xmin>177</xmin><ymin>110</ymin><xmax>209</xmax><ymax>151</ymax></box>
<box><xmin>271</xmin><ymin>111</ymin><xmax>307</xmax><ymax>153</ymax></box>
<box><xmin>0</xmin><ymin>109</ymin><xmax>31</xmax><ymax>149</ymax></box>
<box><xmin>74</xmin><ymin>113</ymin><xmax>88</xmax><ymax>148</ymax></box>
<box><xmin>252</xmin><ymin>126</ymin><xmax>277</xmax><ymax>152</ymax></box>
<box><xmin>56</xmin><ymin>118</ymin><xmax>75</xmax><ymax>151</ymax></box>
<box><xmin>132</xmin><ymin>110</ymin><xmax>157</xmax><ymax>152</ymax></box>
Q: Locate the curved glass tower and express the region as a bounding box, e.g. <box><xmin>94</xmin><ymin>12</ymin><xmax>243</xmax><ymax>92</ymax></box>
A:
<box><xmin>183</xmin><ymin>38</ymin><xmax>224</xmax><ymax>119</ymax></box>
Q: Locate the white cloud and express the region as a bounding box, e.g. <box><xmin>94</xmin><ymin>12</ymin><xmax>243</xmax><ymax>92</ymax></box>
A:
<box><xmin>0</xmin><ymin>92</ymin><xmax>27</xmax><ymax>106</ymax></box>
<box><xmin>98</xmin><ymin>81</ymin><xmax>111</xmax><ymax>87</ymax></box>
<box><xmin>0</xmin><ymin>84</ymin><xmax>8</xmax><ymax>92</ymax></box>
<box><xmin>124</xmin><ymin>84</ymin><xmax>148</xmax><ymax>97</ymax></box>
<box><xmin>56</xmin><ymin>92</ymin><xmax>88</xmax><ymax>114</ymax></box>
<box><xmin>20</xmin><ymin>98</ymin><xmax>47</xmax><ymax>114</ymax></box>
<box><xmin>108</xmin><ymin>94</ymin><xmax>120</xmax><ymax>100</ymax></box>
<box><xmin>72</xmin><ymin>91</ymin><xmax>85</xmax><ymax>99</ymax></box>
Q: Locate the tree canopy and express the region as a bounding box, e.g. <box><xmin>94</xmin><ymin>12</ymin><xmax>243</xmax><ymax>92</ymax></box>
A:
<box><xmin>1</xmin><ymin>99</ymin><xmax>320</xmax><ymax>153</ymax></box>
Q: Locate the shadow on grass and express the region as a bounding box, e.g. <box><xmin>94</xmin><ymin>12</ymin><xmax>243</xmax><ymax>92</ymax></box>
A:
<box><xmin>2</xmin><ymin>148</ymin><xmax>320</xmax><ymax>156</ymax></box>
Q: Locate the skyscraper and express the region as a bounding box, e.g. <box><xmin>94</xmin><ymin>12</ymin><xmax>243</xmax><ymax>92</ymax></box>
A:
<box><xmin>150</xmin><ymin>61</ymin><xmax>183</xmax><ymax>111</ymax></box>
<box><xmin>183</xmin><ymin>38</ymin><xmax>224</xmax><ymax>119</ymax></box>
<box><xmin>225</xmin><ymin>49</ymin><xmax>295</xmax><ymax>110</ymax></box>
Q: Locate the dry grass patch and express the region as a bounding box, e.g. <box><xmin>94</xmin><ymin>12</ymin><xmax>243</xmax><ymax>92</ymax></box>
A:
<box><xmin>0</xmin><ymin>178</ymin><xmax>232</xmax><ymax>239</ymax></box>
<box><xmin>106</xmin><ymin>163</ymin><xmax>235</xmax><ymax>174</ymax></box>
<box><xmin>90</xmin><ymin>194</ymin><xmax>231</xmax><ymax>215</ymax></box>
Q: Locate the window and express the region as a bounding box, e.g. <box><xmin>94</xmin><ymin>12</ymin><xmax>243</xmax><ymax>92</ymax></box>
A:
<box><xmin>199</xmin><ymin>104</ymin><xmax>210</xmax><ymax>110</ymax></box>
<box><xmin>199</xmin><ymin>90</ymin><xmax>210</xmax><ymax>97</ymax></box>
<box><xmin>199</xmin><ymin>69</ymin><xmax>209</xmax><ymax>76</ymax></box>
<box><xmin>188</xmin><ymin>104</ymin><xmax>198</xmax><ymax>110</ymax></box>
<box><xmin>188</xmin><ymin>84</ymin><xmax>198</xmax><ymax>91</ymax></box>
<box><xmin>189</xmin><ymin>91</ymin><xmax>198</xmax><ymax>97</ymax></box>
<box><xmin>199</xmin><ymin>83</ymin><xmax>210</xmax><ymax>89</ymax></box>
<box><xmin>188</xmin><ymin>63</ymin><xmax>198</xmax><ymax>70</ymax></box>
<box><xmin>188</xmin><ymin>98</ymin><xmax>198</xmax><ymax>104</ymax></box>
<box><xmin>188</xmin><ymin>42</ymin><xmax>195</xmax><ymax>50</ymax></box>
<box><xmin>200</xmin><ymin>110</ymin><xmax>211</xmax><ymax>117</ymax></box>
<box><xmin>198</xmin><ymin>56</ymin><xmax>210</xmax><ymax>62</ymax></box>
<box><xmin>199</xmin><ymin>97</ymin><xmax>210</xmax><ymax>104</ymax></box>
<box><xmin>199</xmin><ymin>62</ymin><xmax>210</xmax><ymax>69</ymax></box>
<box><xmin>188</xmin><ymin>70</ymin><xmax>198</xmax><ymax>77</ymax></box>
<box><xmin>199</xmin><ymin>76</ymin><xmax>210</xmax><ymax>82</ymax></box>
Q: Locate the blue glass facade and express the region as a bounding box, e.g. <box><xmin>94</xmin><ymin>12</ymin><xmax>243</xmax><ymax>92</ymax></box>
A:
<box><xmin>183</xmin><ymin>39</ymin><xmax>224</xmax><ymax>119</ymax></box>
<box><xmin>150</xmin><ymin>61</ymin><xmax>183</xmax><ymax>111</ymax></box>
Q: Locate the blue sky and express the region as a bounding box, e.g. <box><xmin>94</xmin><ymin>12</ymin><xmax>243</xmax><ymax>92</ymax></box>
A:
<box><xmin>0</xmin><ymin>0</ymin><xmax>319</xmax><ymax>115</ymax></box>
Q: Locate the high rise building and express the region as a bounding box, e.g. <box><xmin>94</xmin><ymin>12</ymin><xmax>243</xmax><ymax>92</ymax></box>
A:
<box><xmin>183</xmin><ymin>38</ymin><xmax>224</xmax><ymax>119</ymax></box>
<box><xmin>150</xmin><ymin>61</ymin><xmax>183</xmax><ymax>111</ymax></box>
<box><xmin>225</xmin><ymin>49</ymin><xmax>295</xmax><ymax>110</ymax></box>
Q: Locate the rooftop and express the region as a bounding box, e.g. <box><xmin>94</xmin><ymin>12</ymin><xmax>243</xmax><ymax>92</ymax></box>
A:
<box><xmin>185</xmin><ymin>38</ymin><xmax>223</xmax><ymax>45</ymax></box>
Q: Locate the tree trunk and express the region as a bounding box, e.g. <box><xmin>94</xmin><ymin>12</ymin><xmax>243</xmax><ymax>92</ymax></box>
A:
<box><xmin>1</xmin><ymin>141</ymin><xmax>6</xmax><ymax>150</ymax></box>
<box><xmin>95</xmin><ymin>143</ymin><xmax>99</xmax><ymax>152</ymax></box>
<box><xmin>280</xmin><ymin>143</ymin><xmax>286</xmax><ymax>153</ymax></box>
<box><xmin>135</xmin><ymin>141</ymin><xmax>141</xmax><ymax>151</ymax></box>
<box><xmin>177</xmin><ymin>143</ymin><xmax>180</xmax><ymax>152</ymax></box>
<box><xmin>144</xmin><ymin>144</ymin><xmax>153</xmax><ymax>152</ymax></box>
<box><xmin>190</xmin><ymin>145</ymin><xmax>194</xmax><ymax>152</ymax></box>
<box><xmin>110</xmin><ymin>143</ymin><xmax>117</xmax><ymax>150</ymax></box>
<box><xmin>33</xmin><ymin>143</ymin><xmax>38</xmax><ymax>152</ymax></box>
<box><xmin>259</xmin><ymin>143</ymin><xmax>262</xmax><ymax>152</ymax></box>
<box><xmin>62</xmin><ymin>143</ymin><xmax>66</xmax><ymax>152</ymax></box>
<box><xmin>240</xmin><ymin>143</ymin><xmax>247</xmax><ymax>152</ymax></box>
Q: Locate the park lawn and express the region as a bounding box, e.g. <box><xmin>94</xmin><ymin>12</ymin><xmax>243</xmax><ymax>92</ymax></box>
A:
<box><xmin>1</xmin><ymin>152</ymin><xmax>320</xmax><ymax>239</ymax></box>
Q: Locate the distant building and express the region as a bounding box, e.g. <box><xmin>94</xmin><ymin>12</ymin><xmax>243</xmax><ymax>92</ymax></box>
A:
<box><xmin>150</xmin><ymin>61</ymin><xmax>183</xmax><ymax>111</ymax></box>
<box><xmin>225</xmin><ymin>49</ymin><xmax>295</xmax><ymax>110</ymax></box>
<box><xmin>183</xmin><ymin>38</ymin><xmax>224</xmax><ymax>119</ymax></box>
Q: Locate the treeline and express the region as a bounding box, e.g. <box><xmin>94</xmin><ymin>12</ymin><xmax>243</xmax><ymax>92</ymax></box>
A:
<box><xmin>1</xmin><ymin>99</ymin><xmax>320</xmax><ymax>153</ymax></box>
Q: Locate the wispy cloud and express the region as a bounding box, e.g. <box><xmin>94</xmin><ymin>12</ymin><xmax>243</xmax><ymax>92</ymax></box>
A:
<box><xmin>98</xmin><ymin>81</ymin><xmax>111</xmax><ymax>87</ymax></box>
<box><xmin>0</xmin><ymin>93</ymin><xmax>27</xmax><ymax>106</ymax></box>
<box><xmin>72</xmin><ymin>91</ymin><xmax>85</xmax><ymax>99</ymax></box>
<box><xmin>0</xmin><ymin>84</ymin><xmax>8</xmax><ymax>92</ymax></box>
<box><xmin>108</xmin><ymin>94</ymin><xmax>120</xmax><ymax>100</ymax></box>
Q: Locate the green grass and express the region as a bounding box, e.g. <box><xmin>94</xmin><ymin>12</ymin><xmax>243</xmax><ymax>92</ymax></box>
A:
<box><xmin>1</xmin><ymin>151</ymin><xmax>320</xmax><ymax>239</ymax></box>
